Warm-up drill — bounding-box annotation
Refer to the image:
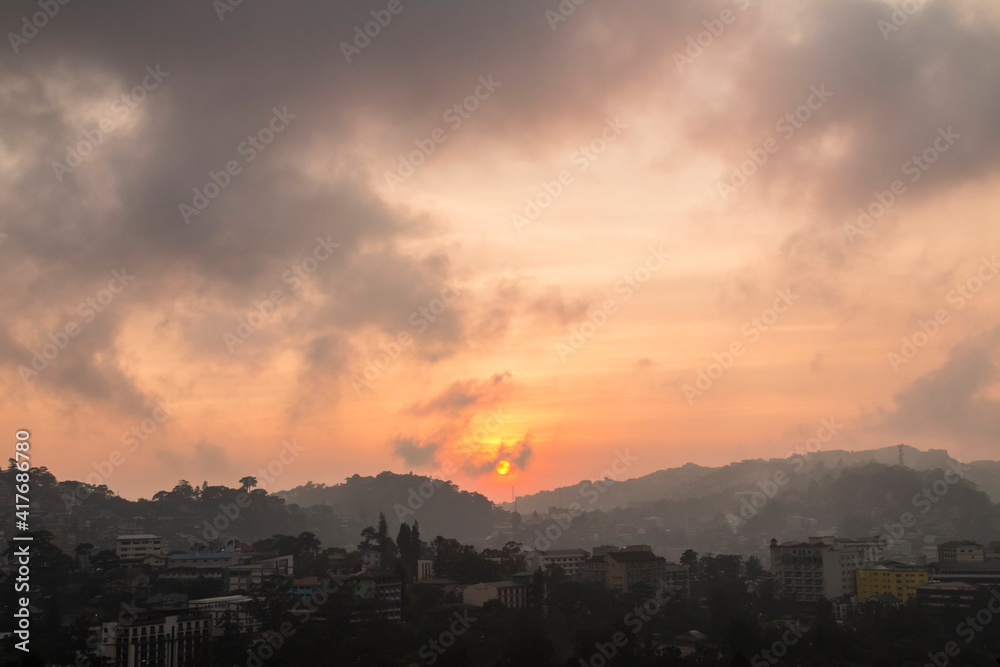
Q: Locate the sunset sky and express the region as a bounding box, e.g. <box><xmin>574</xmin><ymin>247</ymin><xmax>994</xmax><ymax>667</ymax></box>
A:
<box><xmin>2</xmin><ymin>0</ymin><xmax>998</xmax><ymax>504</ymax></box>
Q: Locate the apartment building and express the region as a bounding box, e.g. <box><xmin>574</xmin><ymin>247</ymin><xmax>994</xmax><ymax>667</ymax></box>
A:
<box><xmin>529</xmin><ymin>548</ymin><xmax>590</xmax><ymax>578</ymax></box>
<box><xmin>114</xmin><ymin>535</ymin><xmax>163</xmax><ymax>562</ymax></box>
<box><xmin>463</xmin><ymin>580</ymin><xmax>529</xmax><ymax>609</ymax></box>
<box><xmin>938</xmin><ymin>541</ymin><xmax>985</xmax><ymax>564</ymax></box>
<box><xmin>769</xmin><ymin>537</ymin><xmax>869</xmax><ymax>601</ymax></box>
<box><xmin>100</xmin><ymin>612</ymin><xmax>210</xmax><ymax>667</ymax></box>
<box><xmin>606</xmin><ymin>550</ymin><xmax>668</xmax><ymax>593</ymax></box>
<box><xmin>855</xmin><ymin>562</ymin><xmax>929</xmax><ymax>604</ymax></box>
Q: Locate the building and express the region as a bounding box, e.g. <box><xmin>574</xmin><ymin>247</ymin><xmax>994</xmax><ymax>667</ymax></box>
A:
<box><xmin>188</xmin><ymin>595</ymin><xmax>261</xmax><ymax>635</ymax></box>
<box><xmin>582</xmin><ymin>555</ymin><xmax>608</xmax><ymax>584</ymax></box>
<box><xmin>606</xmin><ymin>550</ymin><xmax>668</xmax><ymax>592</ymax></box>
<box><xmin>915</xmin><ymin>581</ymin><xmax>983</xmax><ymax>609</ymax></box>
<box><xmin>462</xmin><ymin>580</ymin><xmax>529</xmax><ymax>609</ymax></box>
<box><xmin>938</xmin><ymin>541</ymin><xmax>984</xmax><ymax>564</ymax></box>
<box><xmin>114</xmin><ymin>535</ymin><xmax>163</xmax><ymax>562</ymax></box>
<box><xmin>927</xmin><ymin>561</ymin><xmax>1000</xmax><ymax>585</ymax></box>
<box><xmin>416</xmin><ymin>559</ymin><xmax>434</xmax><ymax>581</ymax></box>
<box><xmin>661</xmin><ymin>563</ymin><xmax>691</xmax><ymax>594</ymax></box>
<box><xmin>167</xmin><ymin>552</ymin><xmax>240</xmax><ymax>569</ymax></box>
<box><xmin>830</xmin><ymin>536</ymin><xmax>888</xmax><ymax>564</ymax></box>
<box><xmin>227</xmin><ymin>554</ymin><xmax>295</xmax><ymax>592</ymax></box>
<box><xmin>349</xmin><ymin>570</ymin><xmax>402</xmax><ymax>621</ymax></box>
<box><xmin>100</xmin><ymin>612</ymin><xmax>210</xmax><ymax>667</ymax></box>
<box><xmin>770</xmin><ymin>537</ymin><xmax>866</xmax><ymax>601</ymax></box>
<box><xmin>831</xmin><ymin>595</ymin><xmax>857</xmax><ymax>623</ymax></box>
<box><xmin>529</xmin><ymin>549</ymin><xmax>590</xmax><ymax>578</ymax></box>
<box><xmin>769</xmin><ymin>540</ymin><xmax>823</xmax><ymax>601</ymax></box>
<box><xmin>855</xmin><ymin>562</ymin><xmax>929</xmax><ymax>604</ymax></box>
<box><xmin>289</xmin><ymin>576</ymin><xmax>326</xmax><ymax>600</ymax></box>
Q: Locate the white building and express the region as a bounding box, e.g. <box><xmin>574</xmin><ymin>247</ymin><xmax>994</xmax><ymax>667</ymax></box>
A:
<box><xmin>114</xmin><ymin>535</ymin><xmax>163</xmax><ymax>561</ymax></box>
<box><xmin>527</xmin><ymin>548</ymin><xmax>590</xmax><ymax>578</ymax></box>
<box><xmin>188</xmin><ymin>595</ymin><xmax>261</xmax><ymax>635</ymax></box>
<box><xmin>101</xmin><ymin>613</ymin><xmax>210</xmax><ymax>666</ymax></box>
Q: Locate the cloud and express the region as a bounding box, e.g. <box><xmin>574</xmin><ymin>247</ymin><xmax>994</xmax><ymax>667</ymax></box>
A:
<box><xmin>462</xmin><ymin>435</ymin><xmax>534</xmax><ymax>477</ymax></box>
<box><xmin>392</xmin><ymin>437</ymin><xmax>442</xmax><ymax>467</ymax></box>
<box><xmin>874</xmin><ymin>327</ymin><xmax>1000</xmax><ymax>443</ymax></box>
<box><xmin>392</xmin><ymin>372</ymin><xmax>517</xmax><ymax>469</ymax></box>
<box><xmin>405</xmin><ymin>371</ymin><xmax>512</xmax><ymax>417</ymax></box>
<box><xmin>634</xmin><ymin>357</ymin><xmax>657</xmax><ymax>370</ymax></box>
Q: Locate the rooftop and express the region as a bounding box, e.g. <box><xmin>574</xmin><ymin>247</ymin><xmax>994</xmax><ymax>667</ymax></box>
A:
<box><xmin>607</xmin><ymin>550</ymin><xmax>665</xmax><ymax>563</ymax></box>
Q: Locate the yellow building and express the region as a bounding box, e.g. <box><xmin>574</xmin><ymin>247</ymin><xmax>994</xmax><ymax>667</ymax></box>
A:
<box><xmin>856</xmin><ymin>563</ymin><xmax>929</xmax><ymax>604</ymax></box>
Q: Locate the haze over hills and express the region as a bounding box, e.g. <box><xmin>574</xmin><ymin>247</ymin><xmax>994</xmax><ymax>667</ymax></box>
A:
<box><xmin>497</xmin><ymin>445</ymin><xmax>1000</xmax><ymax>515</ymax></box>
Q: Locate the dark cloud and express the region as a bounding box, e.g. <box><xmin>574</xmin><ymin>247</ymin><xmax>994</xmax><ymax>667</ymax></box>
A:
<box><xmin>392</xmin><ymin>437</ymin><xmax>442</xmax><ymax>467</ymax></box>
<box><xmin>2</xmin><ymin>0</ymin><xmax>998</xmax><ymax>435</ymax></box>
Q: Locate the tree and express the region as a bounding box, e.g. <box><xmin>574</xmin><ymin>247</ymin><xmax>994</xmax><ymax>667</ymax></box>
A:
<box><xmin>171</xmin><ymin>479</ymin><xmax>195</xmax><ymax>500</ymax></box>
<box><xmin>397</xmin><ymin>523</ymin><xmax>413</xmax><ymax>573</ymax></box>
<box><xmin>75</xmin><ymin>543</ymin><xmax>94</xmax><ymax>569</ymax></box>
<box><xmin>680</xmin><ymin>548</ymin><xmax>699</xmax><ymax>571</ymax></box>
<box><xmin>239</xmin><ymin>476</ymin><xmax>258</xmax><ymax>493</ymax></box>
<box><xmin>746</xmin><ymin>555</ymin><xmax>764</xmax><ymax>581</ymax></box>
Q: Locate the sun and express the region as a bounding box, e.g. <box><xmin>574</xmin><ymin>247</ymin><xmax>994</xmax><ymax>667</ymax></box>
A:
<box><xmin>496</xmin><ymin>460</ymin><xmax>510</xmax><ymax>475</ymax></box>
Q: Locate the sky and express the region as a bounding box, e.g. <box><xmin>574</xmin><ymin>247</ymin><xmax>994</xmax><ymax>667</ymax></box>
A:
<box><xmin>1</xmin><ymin>0</ymin><xmax>998</xmax><ymax>504</ymax></box>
